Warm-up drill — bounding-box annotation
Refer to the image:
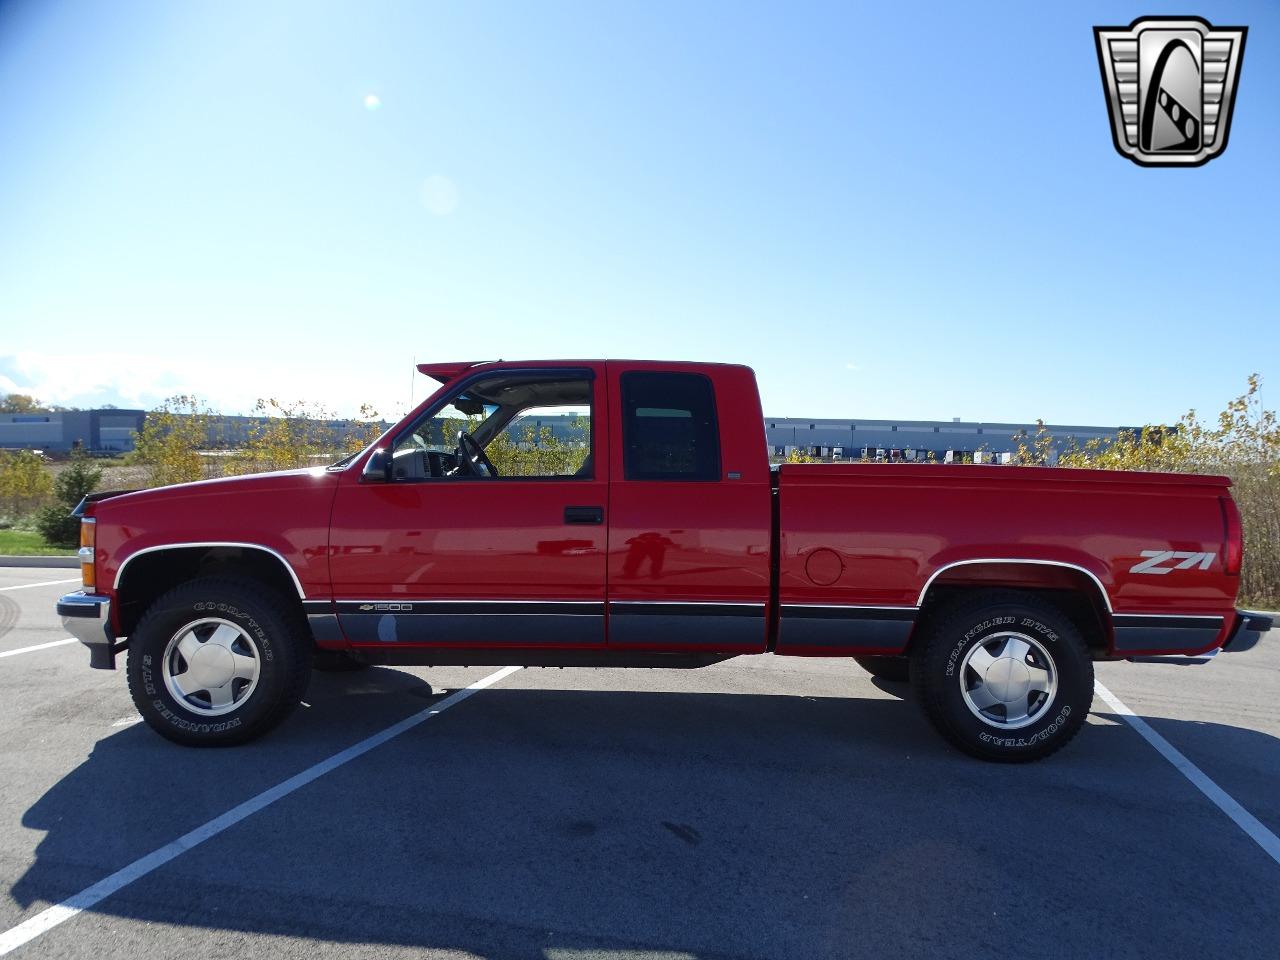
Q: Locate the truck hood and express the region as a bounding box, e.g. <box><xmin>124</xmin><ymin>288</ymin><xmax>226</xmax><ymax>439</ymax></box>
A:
<box><xmin>86</xmin><ymin>467</ymin><xmax>342</xmax><ymax>600</ymax></box>
<box><xmin>80</xmin><ymin>468</ymin><xmax>330</xmax><ymax>514</ymax></box>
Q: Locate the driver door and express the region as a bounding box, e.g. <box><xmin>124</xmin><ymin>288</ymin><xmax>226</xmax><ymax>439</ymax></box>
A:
<box><xmin>327</xmin><ymin>366</ymin><xmax>608</xmax><ymax>648</ymax></box>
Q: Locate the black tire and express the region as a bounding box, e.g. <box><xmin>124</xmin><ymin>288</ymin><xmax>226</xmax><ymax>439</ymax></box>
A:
<box><xmin>853</xmin><ymin>655</ymin><xmax>910</xmax><ymax>683</ymax></box>
<box><xmin>312</xmin><ymin>649</ymin><xmax>371</xmax><ymax>672</ymax></box>
<box><xmin>126</xmin><ymin>577</ymin><xmax>312</xmax><ymax>746</ymax></box>
<box><xmin>910</xmin><ymin>590</ymin><xmax>1093</xmax><ymax>762</ymax></box>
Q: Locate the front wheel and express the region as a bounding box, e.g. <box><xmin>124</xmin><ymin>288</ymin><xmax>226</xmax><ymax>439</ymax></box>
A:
<box><xmin>126</xmin><ymin>577</ymin><xmax>312</xmax><ymax>746</ymax></box>
<box><xmin>910</xmin><ymin>591</ymin><xmax>1093</xmax><ymax>762</ymax></box>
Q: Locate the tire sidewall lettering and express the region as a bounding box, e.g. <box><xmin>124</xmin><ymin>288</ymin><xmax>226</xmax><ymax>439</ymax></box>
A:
<box><xmin>1019</xmin><ymin>617</ymin><xmax>1059</xmax><ymax>643</ymax></box>
<box><xmin>141</xmin><ymin>653</ymin><xmax>156</xmax><ymax>695</ymax></box>
<box><xmin>191</xmin><ymin>601</ymin><xmax>274</xmax><ymax>662</ymax></box>
<box><xmin>152</xmin><ymin>698</ymin><xmax>242</xmax><ymax>733</ymax></box>
<box><xmin>977</xmin><ymin>705</ymin><xmax>1072</xmax><ymax>748</ymax></box>
<box><xmin>947</xmin><ymin>616</ymin><xmax>1015</xmax><ymax>677</ymax></box>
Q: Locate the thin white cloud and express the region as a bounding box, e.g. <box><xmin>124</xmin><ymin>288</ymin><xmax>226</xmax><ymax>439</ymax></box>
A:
<box><xmin>0</xmin><ymin>351</ymin><xmax>407</xmax><ymax>419</ymax></box>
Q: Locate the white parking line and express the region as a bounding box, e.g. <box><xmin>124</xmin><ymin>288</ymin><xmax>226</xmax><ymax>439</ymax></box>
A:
<box><xmin>0</xmin><ymin>579</ymin><xmax>79</xmax><ymax>592</ymax></box>
<box><xmin>0</xmin><ymin>638</ymin><xmax>78</xmax><ymax>659</ymax></box>
<box><xmin>1095</xmin><ymin>680</ymin><xmax>1280</xmax><ymax>868</ymax></box>
<box><xmin>0</xmin><ymin>664</ymin><xmax>522</xmax><ymax>956</ymax></box>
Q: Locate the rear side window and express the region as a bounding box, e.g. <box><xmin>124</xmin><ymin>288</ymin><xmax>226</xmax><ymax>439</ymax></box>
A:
<box><xmin>620</xmin><ymin>372</ymin><xmax>721</xmax><ymax>481</ymax></box>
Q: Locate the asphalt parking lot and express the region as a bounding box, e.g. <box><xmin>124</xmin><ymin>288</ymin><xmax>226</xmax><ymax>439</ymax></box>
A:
<box><xmin>0</xmin><ymin>566</ymin><xmax>1277</xmax><ymax>959</ymax></box>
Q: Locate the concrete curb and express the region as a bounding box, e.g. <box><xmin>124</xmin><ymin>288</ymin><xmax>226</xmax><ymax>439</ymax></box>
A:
<box><xmin>0</xmin><ymin>555</ymin><xmax>78</xmax><ymax>568</ymax></box>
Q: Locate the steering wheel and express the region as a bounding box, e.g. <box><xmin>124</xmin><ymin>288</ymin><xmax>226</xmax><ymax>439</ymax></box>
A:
<box><xmin>457</xmin><ymin>431</ymin><xmax>499</xmax><ymax>478</ymax></box>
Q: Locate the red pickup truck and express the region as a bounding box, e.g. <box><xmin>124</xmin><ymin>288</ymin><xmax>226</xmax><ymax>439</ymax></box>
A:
<box><xmin>58</xmin><ymin>360</ymin><xmax>1269</xmax><ymax>761</ymax></box>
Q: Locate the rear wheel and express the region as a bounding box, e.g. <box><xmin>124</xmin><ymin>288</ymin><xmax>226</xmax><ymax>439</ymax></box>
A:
<box><xmin>910</xmin><ymin>590</ymin><xmax>1093</xmax><ymax>762</ymax></box>
<box><xmin>126</xmin><ymin>577</ymin><xmax>312</xmax><ymax>746</ymax></box>
<box><xmin>853</xmin><ymin>655</ymin><xmax>910</xmax><ymax>683</ymax></box>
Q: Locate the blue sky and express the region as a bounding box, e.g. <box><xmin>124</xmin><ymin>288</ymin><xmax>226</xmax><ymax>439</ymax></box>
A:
<box><xmin>0</xmin><ymin>0</ymin><xmax>1276</xmax><ymax>426</ymax></box>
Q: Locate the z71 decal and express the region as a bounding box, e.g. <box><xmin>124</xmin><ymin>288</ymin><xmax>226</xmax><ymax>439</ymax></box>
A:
<box><xmin>1129</xmin><ymin>550</ymin><xmax>1216</xmax><ymax>575</ymax></box>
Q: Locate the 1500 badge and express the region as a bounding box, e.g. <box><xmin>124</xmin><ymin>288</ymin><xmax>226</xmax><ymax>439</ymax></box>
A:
<box><xmin>1129</xmin><ymin>550</ymin><xmax>1216</xmax><ymax>574</ymax></box>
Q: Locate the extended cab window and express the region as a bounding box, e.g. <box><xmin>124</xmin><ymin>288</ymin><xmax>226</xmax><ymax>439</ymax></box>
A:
<box><xmin>392</xmin><ymin>374</ymin><xmax>593</xmax><ymax>480</ymax></box>
<box><xmin>620</xmin><ymin>371</ymin><xmax>720</xmax><ymax>481</ymax></box>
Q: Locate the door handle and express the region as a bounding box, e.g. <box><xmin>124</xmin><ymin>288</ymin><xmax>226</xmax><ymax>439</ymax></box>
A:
<box><xmin>564</xmin><ymin>505</ymin><xmax>604</xmax><ymax>525</ymax></box>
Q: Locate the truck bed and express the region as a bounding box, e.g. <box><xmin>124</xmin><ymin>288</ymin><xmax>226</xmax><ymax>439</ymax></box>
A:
<box><xmin>774</xmin><ymin>463</ymin><xmax>1235</xmax><ymax>657</ymax></box>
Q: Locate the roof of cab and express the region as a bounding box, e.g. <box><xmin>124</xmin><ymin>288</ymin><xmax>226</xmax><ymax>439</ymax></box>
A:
<box><xmin>416</xmin><ymin>360</ymin><xmax>753</xmax><ymax>385</ymax></box>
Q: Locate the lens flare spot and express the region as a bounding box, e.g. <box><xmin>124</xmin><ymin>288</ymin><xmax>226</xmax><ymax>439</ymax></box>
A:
<box><xmin>420</xmin><ymin>175</ymin><xmax>460</xmax><ymax>216</ymax></box>
<box><xmin>363</xmin><ymin>93</ymin><xmax>381</xmax><ymax>111</ymax></box>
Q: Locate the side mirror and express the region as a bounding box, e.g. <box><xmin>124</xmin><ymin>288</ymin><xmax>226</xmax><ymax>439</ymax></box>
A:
<box><xmin>362</xmin><ymin>448</ymin><xmax>390</xmax><ymax>483</ymax></box>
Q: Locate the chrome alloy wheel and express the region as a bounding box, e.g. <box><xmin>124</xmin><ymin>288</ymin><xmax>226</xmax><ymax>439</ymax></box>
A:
<box><xmin>959</xmin><ymin>631</ymin><xmax>1058</xmax><ymax>730</ymax></box>
<box><xmin>161</xmin><ymin>618</ymin><xmax>261</xmax><ymax>717</ymax></box>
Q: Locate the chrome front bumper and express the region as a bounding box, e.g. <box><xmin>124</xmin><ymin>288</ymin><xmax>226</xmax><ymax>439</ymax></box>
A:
<box><xmin>57</xmin><ymin>592</ymin><xmax>120</xmax><ymax>669</ymax></box>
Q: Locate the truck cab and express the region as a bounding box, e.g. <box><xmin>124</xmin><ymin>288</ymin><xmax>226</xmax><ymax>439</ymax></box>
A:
<box><xmin>325</xmin><ymin>361</ymin><xmax>773</xmax><ymax>654</ymax></box>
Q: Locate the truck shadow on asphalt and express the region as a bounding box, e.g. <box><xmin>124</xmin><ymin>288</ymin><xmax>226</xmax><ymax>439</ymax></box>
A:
<box><xmin>10</xmin><ymin>666</ymin><xmax>1280</xmax><ymax>959</ymax></box>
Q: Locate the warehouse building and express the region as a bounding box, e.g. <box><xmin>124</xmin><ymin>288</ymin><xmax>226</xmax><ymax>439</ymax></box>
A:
<box><xmin>0</xmin><ymin>409</ymin><xmax>382</xmax><ymax>455</ymax></box>
<box><xmin>493</xmin><ymin>413</ymin><xmax>1128</xmax><ymax>464</ymax></box>
<box><xmin>0</xmin><ymin>407</ymin><xmax>1128</xmax><ymax>464</ymax></box>
<box><xmin>763</xmin><ymin>417</ymin><xmax>1128</xmax><ymax>464</ymax></box>
<box><xmin>0</xmin><ymin>409</ymin><xmax>146</xmax><ymax>454</ymax></box>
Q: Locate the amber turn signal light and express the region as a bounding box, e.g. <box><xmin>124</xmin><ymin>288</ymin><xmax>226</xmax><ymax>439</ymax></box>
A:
<box><xmin>79</xmin><ymin>518</ymin><xmax>96</xmax><ymax>591</ymax></box>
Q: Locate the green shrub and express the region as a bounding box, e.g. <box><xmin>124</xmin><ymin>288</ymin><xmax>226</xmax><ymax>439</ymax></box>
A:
<box><xmin>224</xmin><ymin>399</ymin><xmax>383</xmax><ymax>475</ymax></box>
<box><xmin>132</xmin><ymin>395</ymin><xmax>214</xmax><ymax>486</ymax></box>
<box><xmin>0</xmin><ymin>450</ymin><xmax>53</xmax><ymax>515</ymax></box>
<box><xmin>35</xmin><ymin>451</ymin><xmax>103</xmax><ymax>547</ymax></box>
